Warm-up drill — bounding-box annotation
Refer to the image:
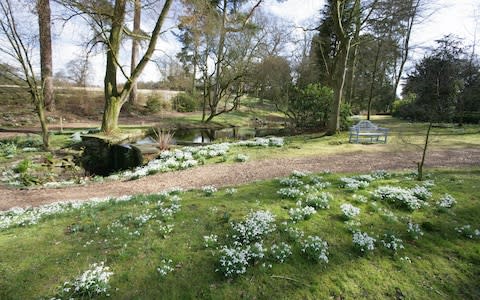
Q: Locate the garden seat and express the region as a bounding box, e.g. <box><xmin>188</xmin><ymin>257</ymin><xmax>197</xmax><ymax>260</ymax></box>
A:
<box><xmin>349</xmin><ymin>120</ymin><xmax>389</xmax><ymax>144</ymax></box>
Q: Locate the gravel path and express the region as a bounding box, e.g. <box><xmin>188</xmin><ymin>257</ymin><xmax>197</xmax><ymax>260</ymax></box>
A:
<box><xmin>1</xmin><ymin>148</ymin><xmax>479</xmax><ymax>211</ymax></box>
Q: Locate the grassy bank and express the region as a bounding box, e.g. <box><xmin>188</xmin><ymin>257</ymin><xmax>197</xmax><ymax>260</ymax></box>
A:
<box><xmin>1</xmin><ymin>168</ymin><xmax>479</xmax><ymax>299</ymax></box>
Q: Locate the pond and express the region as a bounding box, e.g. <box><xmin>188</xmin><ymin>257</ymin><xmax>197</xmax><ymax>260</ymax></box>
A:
<box><xmin>81</xmin><ymin>126</ymin><xmax>293</xmax><ymax>176</ymax></box>
<box><xmin>170</xmin><ymin>127</ymin><xmax>293</xmax><ymax>145</ymax></box>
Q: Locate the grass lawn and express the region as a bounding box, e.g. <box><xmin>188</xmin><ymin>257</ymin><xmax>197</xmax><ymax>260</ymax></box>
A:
<box><xmin>1</xmin><ymin>168</ymin><xmax>479</xmax><ymax>299</ymax></box>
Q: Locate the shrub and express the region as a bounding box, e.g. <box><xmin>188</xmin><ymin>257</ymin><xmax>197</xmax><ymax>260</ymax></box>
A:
<box><xmin>145</xmin><ymin>94</ymin><xmax>169</xmax><ymax>113</ymax></box>
<box><xmin>172</xmin><ymin>92</ymin><xmax>199</xmax><ymax>112</ymax></box>
<box><xmin>0</xmin><ymin>141</ymin><xmax>17</xmax><ymax>158</ymax></box>
<box><xmin>287</xmin><ymin>84</ymin><xmax>333</xmax><ymax>129</ymax></box>
<box><xmin>13</xmin><ymin>159</ymin><xmax>31</xmax><ymax>174</ymax></box>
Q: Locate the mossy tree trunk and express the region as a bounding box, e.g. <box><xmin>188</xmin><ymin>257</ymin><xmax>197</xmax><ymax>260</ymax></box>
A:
<box><xmin>101</xmin><ymin>0</ymin><xmax>173</xmax><ymax>134</ymax></box>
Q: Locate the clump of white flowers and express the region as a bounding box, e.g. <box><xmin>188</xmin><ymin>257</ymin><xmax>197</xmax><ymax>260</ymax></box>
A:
<box><xmin>57</xmin><ymin>262</ymin><xmax>113</xmax><ymax>299</ymax></box>
<box><xmin>279</xmin><ymin>177</ymin><xmax>304</xmax><ymax>187</ymax></box>
<box><xmin>410</xmin><ymin>185</ymin><xmax>432</xmax><ymax>201</ymax></box>
<box><xmin>407</xmin><ymin>221</ymin><xmax>424</xmax><ymax>240</ymax></box>
<box><xmin>371</xmin><ymin>170</ymin><xmax>390</xmax><ymax>179</ymax></box>
<box><xmin>340</xmin><ymin>177</ymin><xmax>370</xmax><ymax>190</ymax></box>
<box><xmin>437</xmin><ymin>193</ymin><xmax>456</xmax><ymax>209</ymax></box>
<box><xmin>352</xmin><ymin>194</ymin><xmax>368</xmax><ymax>203</ymax></box>
<box><xmin>372</xmin><ymin>185</ymin><xmax>428</xmax><ymax>210</ymax></box>
<box><xmin>277</xmin><ymin>187</ymin><xmax>304</xmax><ymax>199</ymax></box>
<box><xmin>216</xmin><ymin>246</ymin><xmax>251</xmax><ymax>277</ymax></box>
<box><xmin>236</xmin><ymin>137</ymin><xmax>284</xmax><ymax>147</ymax></box>
<box><xmin>291</xmin><ymin>170</ymin><xmax>310</xmax><ymax>178</ymax></box>
<box><xmin>225</xmin><ymin>188</ymin><xmax>237</xmax><ymax>195</ymax></box>
<box><xmin>201</xmin><ymin>185</ymin><xmax>217</xmax><ymax>196</ymax></box>
<box><xmin>344</xmin><ymin>220</ymin><xmax>362</xmax><ymax>233</ymax></box>
<box><xmin>230</xmin><ymin>210</ymin><xmax>276</xmax><ymax>244</ymax></box>
<box><xmin>235</xmin><ymin>154</ymin><xmax>249</xmax><ymax>162</ymax></box>
<box><xmin>157</xmin><ymin>259</ymin><xmax>175</xmax><ymax>277</ymax></box>
<box><xmin>381</xmin><ymin>234</ymin><xmax>404</xmax><ymax>253</ymax></box>
<box><xmin>352</xmin><ymin>231</ymin><xmax>376</xmax><ymax>252</ymax></box>
<box><xmin>283</xmin><ymin>225</ymin><xmax>305</xmax><ymax>241</ymax></box>
<box><xmin>203</xmin><ymin>234</ymin><xmax>219</xmax><ymax>248</ymax></box>
<box><xmin>304</xmin><ymin>192</ymin><xmax>332</xmax><ymax>209</ymax></box>
<box><xmin>288</xmin><ymin>205</ymin><xmax>316</xmax><ymax>222</ymax></box>
<box><xmin>455</xmin><ymin>225</ymin><xmax>480</xmax><ymax>239</ymax></box>
<box><xmin>340</xmin><ymin>203</ymin><xmax>360</xmax><ymax>219</ymax></box>
<box><xmin>301</xmin><ymin>235</ymin><xmax>329</xmax><ymax>263</ymax></box>
<box><xmin>270</xmin><ymin>242</ymin><xmax>292</xmax><ymax>263</ymax></box>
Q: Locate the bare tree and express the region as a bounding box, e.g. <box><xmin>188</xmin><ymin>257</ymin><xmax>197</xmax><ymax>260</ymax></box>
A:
<box><xmin>59</xmin><ymin>0</ymin><xmax>173</xmax><ymax>133</ymax></box>
<box><xmin>0</xmin><ymin>0</ymin><xmax>49</xmax><ymax>148</ymax></box>
<box><xmin>66</xmin><ymin>56</ymin><xmax>90</xmax><ymax>87</ymax></box>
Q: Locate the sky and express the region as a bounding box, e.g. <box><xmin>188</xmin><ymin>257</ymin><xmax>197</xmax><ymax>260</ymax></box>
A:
<box><xmin>50</xmin><ymin>0</ymin><xmax>480</xmax><ymax>85</ymax></box>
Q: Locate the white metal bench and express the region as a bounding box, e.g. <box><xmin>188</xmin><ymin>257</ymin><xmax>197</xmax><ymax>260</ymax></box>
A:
<box><xmin>349</xmin><ymin>120</ymin><xmax>389</xmax><ymax>144</ymax></box>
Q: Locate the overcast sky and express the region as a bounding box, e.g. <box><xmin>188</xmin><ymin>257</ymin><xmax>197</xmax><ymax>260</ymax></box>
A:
<box><xmin>51</xmin><ymin>0</ymin><xmax>480</xmax><ymax>85</ymax></box>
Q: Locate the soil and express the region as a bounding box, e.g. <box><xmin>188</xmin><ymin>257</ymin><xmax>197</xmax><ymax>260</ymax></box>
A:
<box><xmin>1</xmin><ymin>147</ymin><xmax>479</xmax><ymax>211</ymax></box>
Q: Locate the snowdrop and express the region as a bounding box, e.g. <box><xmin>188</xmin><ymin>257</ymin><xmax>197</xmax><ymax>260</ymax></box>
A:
<box><xmin>230</xmin><ymin>210</ymin><xmax>276</xmax><ymax>244</ymax></box>
<box><xmin>203</xmin><ymin>234</ymin><xmax>219</xmax><ymax>248</ymax></box>
<box><xmin>381</xmin><ymin>234</ymin><xmax>404</xmax><ymax>253</ymax></box>
<box><xmin>341</xmin><ymin>203</ymin><xmax>360</xmax><ymax>219</ymax></box>
<box><xmin>301</xmin><ymin>235</ymin><xmax>329</xmax><ymax>263</ymax></box>
<box><xmin>288</xmin><ymin>206</ymin><xmax>316</xmax><ymax>222</ymax></box>
<box><xmin>270</xmin><ymin>242</ymin><xmax>292</xmax><ymax>263</ymax></box>
<box><xmin>157</xmin><ymin>259</ymin><xmax>174</xmax><ymax>277</ymax></box>
<box><xmin>304</xmin><ymin>192</ymin><xmax>332</xmax><ymax>209</ymax></box>
<box><xmin>277</xmin><ymin>187</ymin><xmax>304</xmax><ymax>199</ymax></box>
<box><xmin>372</xmin><ymin>186</ymin><xmax>427</xmax><ymax>210</ymax></box>
<box><xmin>352</xmin><ymin>231</ymin><xmax>376</xmax><ymax>252</ymax></box>
<box><xmin>407</xmin><ymin>221</ymin><xmax>424</xmax><ymax>240</ymax></box>
<box><xmin>57</xmin><ymin>262</ymin><xmax>113</xmax><ymax>298</ymax></box>
<box><xmin>437</xmin><ymin>193</ymin><xmax>456</xmax><ymax>208</ymax></box>
<box><xmin>340</xmin><ymin>177</ymin><xmax>369</xmax><ymax>190</ymax></box>
<box><xmin>201</xmin><ymin>185</ymin><xmax>217</xmax><ymax>196</ymax></box>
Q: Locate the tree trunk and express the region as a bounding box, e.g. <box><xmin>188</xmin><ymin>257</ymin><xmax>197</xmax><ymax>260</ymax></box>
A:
<box><xmin>367</xmin><ymin>41</ymin><xmax>382</xmax><ymax>120</ymax></box>
<box><xmin>37</xmin><ymin>0</ymin><xmax>54</xmax><ymax>112</ymax></box>
<box><xmin>128</xmin><ymin>0</ymin><xmax>141</xmax><ymax>106</ymax></box>
<box><xmin>101</xmin><ymin>97</ymin><xmax>122</xmax><ymax>134</ymax></box>
<box><xmin>392</xmin><ymin>0</ymin><xmax>420</xmax><ymax>104</ymax></box>
<box><xmin>36</xmin><ymin>100</ymin><xmax>50</xmax><ymax>149</ymax></box>
<box><xmin>210</xmin><ymin>0</ymin><xmax>228</xmax><ymax>120</ymax></box>
<box><xmin>327</xmin><ymin>38</ymin><xmax>351</xmax><ymax>135</ymax></box>
<box><xmin>101</xmin><ymin>0</ymin><xmax>172</xmax><ymax>133</ymax></box>
<box><xmin>417</xmin><ymin>121</ymin><xmax>432</xmax><ymax>181</ymax></box>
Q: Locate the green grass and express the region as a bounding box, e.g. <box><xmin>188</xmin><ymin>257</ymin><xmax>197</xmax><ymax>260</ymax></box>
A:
<box><xmin>1</xmin><ymin>169</ymin><xmax>479</xmax><ymax>299</ymax></box>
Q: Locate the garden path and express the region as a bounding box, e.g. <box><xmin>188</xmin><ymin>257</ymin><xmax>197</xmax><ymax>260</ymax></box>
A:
<box><xmin>1</xmin><ymin>148</ymin><xmax>479</xmax><ymax>210</ymax></box>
